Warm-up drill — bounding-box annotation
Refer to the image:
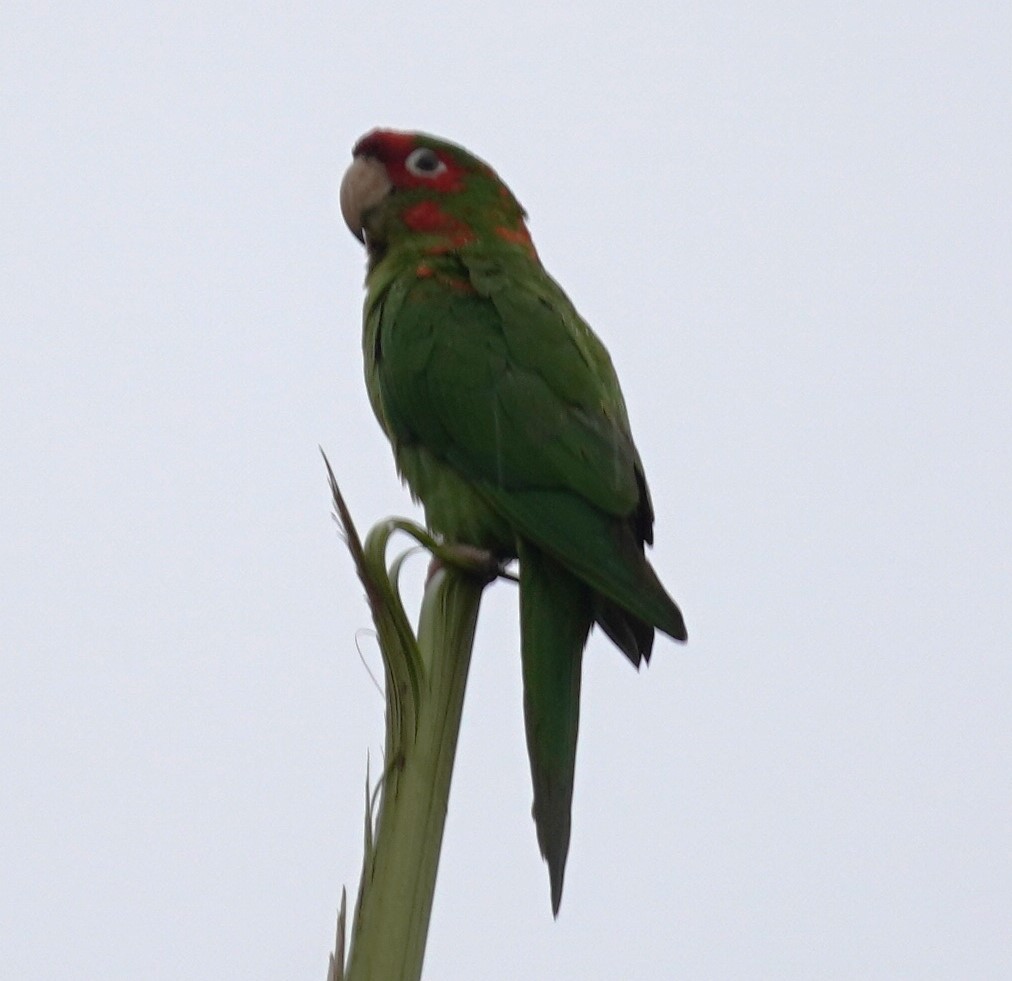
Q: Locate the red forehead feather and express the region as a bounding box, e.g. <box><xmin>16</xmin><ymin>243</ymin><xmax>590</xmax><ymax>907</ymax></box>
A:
<box><xmin>352</xmin><ymin>129</ymin><xmax>415</xmax><ymax>159</ymax></box>
<box><xmin>352</xmin><ymin>129</ymin><xmax>465</xmax><ymax>193</ymax></box>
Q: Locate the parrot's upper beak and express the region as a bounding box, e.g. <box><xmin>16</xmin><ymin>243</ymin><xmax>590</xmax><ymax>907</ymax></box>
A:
<box><xmin>340</xmin><ymin>155</ymin><xmax>392</xmax><ymax>243</ymax></box>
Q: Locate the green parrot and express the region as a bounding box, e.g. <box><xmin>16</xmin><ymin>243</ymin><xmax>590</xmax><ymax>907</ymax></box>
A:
<box><xmin>340</xmin><ymin>129</ymin><xmax>686</xmax><ymax>914</ymax></box>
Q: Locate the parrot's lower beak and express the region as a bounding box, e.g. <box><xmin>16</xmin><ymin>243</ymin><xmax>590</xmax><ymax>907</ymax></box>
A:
<box><xmin>340</xmin><ymin>155</ymin><xmax>392</xmax><ymax>243</ymax></box>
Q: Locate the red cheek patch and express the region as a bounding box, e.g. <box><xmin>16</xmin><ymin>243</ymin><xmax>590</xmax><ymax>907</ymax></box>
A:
<box><xmin>402</xmin><ymin>201</ymin><xmax>475</xmax><ymax>248</ymax></box>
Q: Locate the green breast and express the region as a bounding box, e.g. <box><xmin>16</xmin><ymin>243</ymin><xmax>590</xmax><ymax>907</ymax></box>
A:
<box><xmin>362</xmin><ymin>257</ymin><xmax>516</xmax><ymax>554</ymax></box>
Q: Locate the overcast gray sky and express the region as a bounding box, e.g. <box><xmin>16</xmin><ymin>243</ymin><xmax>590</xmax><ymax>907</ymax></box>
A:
<box><xmin>2</xmin><ymin>2</ymin><xmax>1010</xmax><ymax>978</ymax></box>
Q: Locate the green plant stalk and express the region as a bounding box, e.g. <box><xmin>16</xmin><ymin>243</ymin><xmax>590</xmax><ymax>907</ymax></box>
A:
<box><xmin>344</xmin><ymin>566</ymin><xmax>484</xmax><ymax>981</ymax></box>
<box><xmin>324</xmin><ymin>455</ymin><xmax>496</xmax><ymax>981</ymax></box>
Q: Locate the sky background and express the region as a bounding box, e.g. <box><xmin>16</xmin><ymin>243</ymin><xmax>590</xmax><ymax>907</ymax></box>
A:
<box><xmin>2</xmin><ymin>2</ymin><xmax>1010</xmax><ymax>978</ymax></box>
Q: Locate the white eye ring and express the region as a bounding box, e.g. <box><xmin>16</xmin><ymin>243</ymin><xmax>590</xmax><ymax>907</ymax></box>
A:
<box><xmin>405</xmin><ymin>147</ymin><xmax>447</xmax><ymax>178</ymax></box>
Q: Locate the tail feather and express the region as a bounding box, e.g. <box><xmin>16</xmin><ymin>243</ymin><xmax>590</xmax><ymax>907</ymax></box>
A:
<box><xmin>485</xmin><ymin>486</ymin><xmax>687</xmax><ymax>643</ymax></box>
<box><xmin>518</xmin><ymin>539</ymin><xmax>593</xmax><ymax>915</ymax></box>
<box><xmin>594</xmin><ymin>597</ymin><xmax>656</xmax><ymax>667</ymax></box>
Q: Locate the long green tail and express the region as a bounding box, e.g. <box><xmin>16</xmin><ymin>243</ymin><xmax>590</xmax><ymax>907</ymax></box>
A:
<box><xmin>518</xmin><ymin>539</ymin><xmax>594</xmax><ymax>915</ymax></box>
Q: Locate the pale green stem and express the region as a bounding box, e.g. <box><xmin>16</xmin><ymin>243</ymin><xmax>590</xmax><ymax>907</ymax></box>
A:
<box><xmin>344</xmin><ymin>567</ymin><xmax>484</xmax><ymax>981</ymax></box>
<box><xmin>323</xmin><ymin>453</ymin><xmax>494</xmax><ymax>981</ymax></box>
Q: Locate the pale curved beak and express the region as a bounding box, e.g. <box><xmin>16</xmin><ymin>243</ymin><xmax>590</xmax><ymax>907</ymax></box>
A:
<box><xmin>340</xmin><ymin>155</ymin><xmax>392</xmax><ymax>242</ymax></box>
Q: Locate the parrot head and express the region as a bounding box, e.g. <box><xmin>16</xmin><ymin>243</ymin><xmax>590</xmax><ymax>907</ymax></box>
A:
<box><xmin>340</xmin><ymin>129</ymin><xmax>536</xmax><ymax>262</ymax></box>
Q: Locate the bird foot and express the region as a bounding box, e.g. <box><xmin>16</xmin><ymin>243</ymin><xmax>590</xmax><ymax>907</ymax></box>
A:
<box><xmin>426</xmin><ymin>544</ymin><xmax>503</xmax><ymax>585</ymax></box>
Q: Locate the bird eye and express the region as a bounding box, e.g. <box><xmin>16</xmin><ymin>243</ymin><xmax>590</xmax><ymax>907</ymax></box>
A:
<box><xmin>405</xmin><ymin>147</ymin><xmax>447</xmax><ymax>177</ymax></box>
